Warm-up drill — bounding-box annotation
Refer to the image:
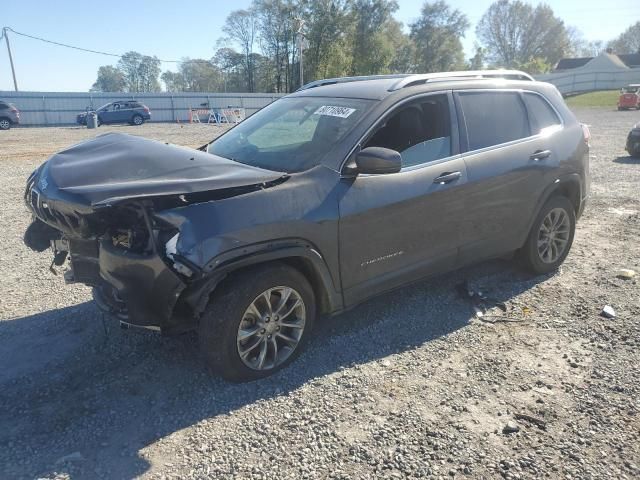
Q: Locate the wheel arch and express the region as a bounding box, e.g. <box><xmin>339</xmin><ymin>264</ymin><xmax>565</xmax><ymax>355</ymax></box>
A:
<box><xmin>520</xmin><ymin>174</ymin><xmax>582</xmax><ymax>247</ymax></box>
<box><xmin>180</xmin><ymin>242</ymin><xmax>343</xmax><ymax>321</ymax></box>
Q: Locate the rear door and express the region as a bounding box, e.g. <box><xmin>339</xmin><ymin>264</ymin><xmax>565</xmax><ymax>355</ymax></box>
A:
<box><xmin>338</xmin><ymin>92</ymin><xmax>470</xmax><ymax>306</ymax></box>
<box><xmin>99</xmin><ymin>103</ymin><xmax>118</xmax><ymax>124</ymax></box>
<box><xmin>119</xmin><ymin>101</ymin><xmax>135</xmax><ymax>122</ymax></box>
<box><xmin>455</xmin><ymin>90</ymin><xmax>562</xmax><ymax>263</ymax></box>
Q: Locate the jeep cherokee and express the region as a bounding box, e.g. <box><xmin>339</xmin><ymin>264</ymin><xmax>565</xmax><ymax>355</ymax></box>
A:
<box><xmin>23</xmin><ymin>71</ymin><xmax>590</xmax><ymax>381</ymax></box>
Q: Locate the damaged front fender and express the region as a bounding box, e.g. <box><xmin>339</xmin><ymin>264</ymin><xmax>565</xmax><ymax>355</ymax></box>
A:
<box><xmin>98</xmin><ymin>240</ymin><xmax>186</xmax><ymax>327</ymax></box>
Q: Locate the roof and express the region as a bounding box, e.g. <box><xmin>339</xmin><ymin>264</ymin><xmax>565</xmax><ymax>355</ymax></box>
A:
<box><xmin>555</xmin><ymin>57</ymin><xmax>592</xmax><ymax>70</ymax></box>
<box><xmin>619</xmin><ymin>53</ymin><xmax>640</xmax><ymax>68</ymax></box>
<box><xmin>556</xmin><ymin>53</ymin><xmax>640</xmax><ymax>71</ymax></box>
<box><xmin>289</xmin><ymin>77</ymin><xmax>549</xmax><ymax>102</ymax></box>
<box><xmin>290</xmin><ymin>70</ymin><xmax>534</xmax><ymax>100</ymax></box>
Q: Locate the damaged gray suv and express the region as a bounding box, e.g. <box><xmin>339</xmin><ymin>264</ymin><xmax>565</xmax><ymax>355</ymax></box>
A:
<box><xmin>23</xmin><ymin>71</ymin><xmax>590</xmax><ymax>381</ymax></box>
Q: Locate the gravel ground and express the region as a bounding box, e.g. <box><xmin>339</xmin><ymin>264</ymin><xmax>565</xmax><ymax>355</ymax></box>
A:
<box><xmin>0</xmin><ymin>110</ymin><xmax>639</xmax><ymax>480</ymax></box>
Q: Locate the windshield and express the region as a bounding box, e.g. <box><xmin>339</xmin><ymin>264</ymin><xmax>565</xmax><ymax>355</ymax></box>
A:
<box><xmin>96</xmin><ymin>103</ymin><xmax>111</xmax><ymax>111</ymax></box>
<box><xmin>622</xmin><ymin>87</ymin><xmax>639</xmax><ymax>94</ymax></box>
<box><xmin>208</xmin><ymin>97</ymin><xmax>373</xmax><ymax>172</ymax></box>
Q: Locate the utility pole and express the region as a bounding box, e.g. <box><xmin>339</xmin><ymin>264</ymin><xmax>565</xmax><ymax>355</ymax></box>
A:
<box><xmin>2</xmin><ymin>28</ymin><xmax>19</xmax><ymax>91</ymax></box>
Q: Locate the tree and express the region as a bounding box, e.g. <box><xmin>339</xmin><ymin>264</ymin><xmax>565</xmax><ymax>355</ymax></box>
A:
<box><xmin>476</xmin><ymin>0</ymin><xmax>571</xmax><ymax>70</ymax></box>
<box><xmin>609</xmin><ymin>21</ymin><xmax>640</xmax><ymax>54</ymax></box>
<box><xmin>91</xmin><ymin>65</ymin><xmax>125</xmax><ymax>92</ymax></box>
<box><xmin>117</xmin><ymin>51</ymin><xmax>161</xmax><ymax>93</ymax></box>
<box><xmin>409</xmin><ymin>1</ymin><xmax>469</xmax><ymax>73</ymax></box>
<box><xmin>566</xmin><ymin>27</ymin><xmax>604</xmax><ymax>58</ymax></box>
<box><xmin>350</xmin><ymin>0</ymin><xmax>399</xmax><ymax>75</ymax></box>
<box><xmin>299</xmin><ymin>0</ymin><xmax>352</xmax><ymax>81</ymax></box>
<box><xmin>161</xmin><ymin>71</ymin><xmax>186</xmax><ymax>92</ymax></box>
<box><xmin>223</xmin><ymin>9</ymin><xmax>259</xmax><ymax>91</ymax></box>
<box><xmin>467</xmin><ymin>46</ymin><xmax>485</xmax><ymax>70</ymax></box>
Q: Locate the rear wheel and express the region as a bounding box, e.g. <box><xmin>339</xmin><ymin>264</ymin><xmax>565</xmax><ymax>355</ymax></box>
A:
<box><xmin>520</xmin><ymin>195</ymin><xmax>576</xmax><ymax>274</ymax></box>
<box><xmin>198</xmin><ymin>263</ymin><xmax>315</xmax><ymax>382</ymax></box>
<box><xmin>132</xmin><ymin>114</ymin><xmax>144</xmax><ymax>126</ymax></box>
<box><xmin>0</xmin><ymin>118</ymin><xmax>11</xmax><ymax>130</ymax></box>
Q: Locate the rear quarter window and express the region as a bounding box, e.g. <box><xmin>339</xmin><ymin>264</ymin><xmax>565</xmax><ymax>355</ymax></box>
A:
<box><xmin>458</xmin><ymin>91</ymin><xmax>530</xmax><ymax>151</ymax></box>
<box><xmin>522</xmin><ymin>93</ymin><xmax>561</xmax><ymax>134</ymax></box>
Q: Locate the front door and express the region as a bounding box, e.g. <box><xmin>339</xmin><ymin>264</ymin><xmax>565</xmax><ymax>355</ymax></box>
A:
<box><xmin>338</xmin><ymin>93</ymin><xmax>469</xmax><ymax>306</ymax></box>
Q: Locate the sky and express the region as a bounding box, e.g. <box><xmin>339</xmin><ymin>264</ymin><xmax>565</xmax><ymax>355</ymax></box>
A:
<box><xmin>1</xmin><ymin>0</ymin><xmax>638</xmax><ymax>92</ymax></box>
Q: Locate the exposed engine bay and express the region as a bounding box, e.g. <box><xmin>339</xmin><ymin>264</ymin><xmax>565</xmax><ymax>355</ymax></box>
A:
<box><xmin>23</xmin><ymin>133</ymin><xmax>288</xmax><ymax>333</ymax></box>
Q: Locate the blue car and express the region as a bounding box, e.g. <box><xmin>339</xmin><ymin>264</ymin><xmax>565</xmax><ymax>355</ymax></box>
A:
<box><xmin>77</xmin><ymin>100</ymin><xmax>151</xmax><ymax>126</ymax></box>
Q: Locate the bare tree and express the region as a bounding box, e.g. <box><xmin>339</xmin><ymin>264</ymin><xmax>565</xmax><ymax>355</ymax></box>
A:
<box><xmin>609</xmin><ymin>21</ymin><xmax>640</xmax><ymax>54</ymax></box>
<box><xmin>224</xmin><ymin>9</ymin><xmax>259</xmax><ymax>92</ymax></box>
<box><xmin>476</xmin><ymin>0</ymin><xmax>570</xmax><ymax>70</ymax></box>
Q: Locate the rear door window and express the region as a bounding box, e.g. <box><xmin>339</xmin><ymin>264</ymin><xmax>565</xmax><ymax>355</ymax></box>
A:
<box><xmin>522</xmin><ymin>93</ymin><xmax>561</xmax><ymax>134</ymax></box>
<box><xmin>457</xmin><ymin>91</ymin><xmax>530</xmax><ymax>151</ymax></box>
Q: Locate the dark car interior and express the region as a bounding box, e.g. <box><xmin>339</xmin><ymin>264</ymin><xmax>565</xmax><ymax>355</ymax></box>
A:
<box><xmin>365</xmin><ymin>94</ymin><xmax>452</xmax><ymax>168</ymax></box>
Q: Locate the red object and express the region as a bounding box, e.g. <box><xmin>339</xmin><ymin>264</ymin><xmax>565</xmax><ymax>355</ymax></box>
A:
<box><xmin>618</xmin><ymin>85</ymin><xmax>640</xmax><ymax>110</ymax></box>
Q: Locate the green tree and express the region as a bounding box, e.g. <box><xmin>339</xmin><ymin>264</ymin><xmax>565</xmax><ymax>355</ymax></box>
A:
<box><xmin>349</xmin><ymin>0</ymin><xmax>399</xmax><ymax>75</ymax></box>
<box><xmin>223</xmin><ymin>9</ymin><xmax>259</xmax><ymax>91</ymax></box>
<box><xmin>409</xmin><ymin>1</ymin><xmax>469</xmax><ymax>73</ymax></box>
<box><xmin>609</xmin><ymin>21</ymin><xmax>640</xmax><ymax>54</ymax></box>
<box><xmin>161</xmin><ymin>71</ymin><xmax>186</xmax><ymax>92</ymax></box>
<box><xmin>91</xmin><ymin>65</ymin><xmax>125</xmax><ymax>92</ymax></box>
<box><xmin>476</xmin><ymin>0</ymin><xmax>571</xmax><ymax>69</ymax></box>
<box><xmin>467</xmin><ymin>46</ymin><xmax>485</xmax><ymax>70</ymax></box>
<box><xmin>117</xmin><ymin>51</ymin><xmax>161</xmax><ymax>92</ymax></box>
<box><xmin>299</xmin><ymin>0</ymin><xmax>352</xmax><ymax>81</ymax></box>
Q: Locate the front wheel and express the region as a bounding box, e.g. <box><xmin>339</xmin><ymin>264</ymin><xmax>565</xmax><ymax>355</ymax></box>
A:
<box><xmin>199</xmin><ymin>263</ymin><xmax>316</xmax><ymax>382</ymax></box>
<box><xmin>520</xmin><ymin>195</ymin><xmax>576</xmax><ymax>274</ymax></box>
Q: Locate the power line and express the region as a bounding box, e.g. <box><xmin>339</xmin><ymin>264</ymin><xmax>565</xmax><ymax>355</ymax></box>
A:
<box><xmin>2</xmin><ymin>27</ymin><xmax>215</xmax><ymax>64</ymax></box>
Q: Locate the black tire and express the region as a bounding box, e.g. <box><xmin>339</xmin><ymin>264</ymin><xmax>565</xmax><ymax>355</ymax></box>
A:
<box><xmin>132</xmin><ymin>114</ymin><xmax>144</xmax><ymax>126</ymax></box>
<box><xmin>520</xmin><ymin>195</ymin><xmax>576</xmax><ymax>274</ymax></box>
<box><xmin>198</xmin><ymin>262</ymin><xmax>316</xmax><ymax>382</ymax></box>
<box><xmin>0</xmin><ymin>118</ymin><xmax>11</xmax><ymax>130</ymax></box>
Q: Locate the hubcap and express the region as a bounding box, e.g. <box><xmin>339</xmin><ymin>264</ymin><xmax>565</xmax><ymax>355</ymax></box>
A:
<box><xmin>537</xmin><ymin>207</ymin><xmax>570</xmax><ymax>263</ymax></box>
<box><xmin>236</xmin><ymin>286</ymin><xmax>306</xmax><ymax>371</ymax></box>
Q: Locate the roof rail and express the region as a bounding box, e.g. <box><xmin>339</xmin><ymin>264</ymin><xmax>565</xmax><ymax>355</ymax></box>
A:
<box><xmin>297</xmin><ymin>74</ymin><xmax>409</xmax><ymax>91</ymax></box>
<box><xmin>387</xmin><ymin>70</ymin><xmax>534</xmax><ymax>91</ymax></box>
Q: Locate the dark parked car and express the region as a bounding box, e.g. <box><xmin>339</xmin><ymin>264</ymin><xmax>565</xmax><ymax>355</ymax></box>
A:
<box><xmin>0</xmin><ymin>100</ymin><xmax>20</xmax><ymax>130</ymax></box>
<box><xmin>24</xmin><ymin>71</ymin><xmax>590</xmax><ymax>381</ymax></box>
<box><xmin>77</xmin><ymin>101</ymin><xmax>151</xmax><ymax>126</ymax></box>
<box><xmin>627</xmin><ymin>122</ymin><xmax>640</xmax><ymax>157</ymax></box>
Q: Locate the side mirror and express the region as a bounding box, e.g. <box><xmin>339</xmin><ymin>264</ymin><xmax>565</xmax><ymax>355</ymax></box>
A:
<box><xmin>355</xmin><ymin>147</ymin><xmax>402</xmax><ymax>175</ymax></box>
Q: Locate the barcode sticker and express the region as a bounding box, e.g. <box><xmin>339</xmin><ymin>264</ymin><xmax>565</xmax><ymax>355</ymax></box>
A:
<box><xmin>314</xmin><ymin>106</ymin><xmax>356</xmax><ymax>118</ymax></box>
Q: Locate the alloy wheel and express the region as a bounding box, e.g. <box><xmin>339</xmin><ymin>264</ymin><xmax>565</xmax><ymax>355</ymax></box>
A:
<box><xmin>537</xmin><ymin>207</ymin><xmax>571</xmax><ymax>263</ymax></box>
<box><xmin>236</xmin><ymin>286</ymin><xmax>306</xmax><ymax>371</ymax></box>
<box><xmin>0</xmin><ymin>120</ymin><xmax>10</xmax><ymax>130</ymax></box>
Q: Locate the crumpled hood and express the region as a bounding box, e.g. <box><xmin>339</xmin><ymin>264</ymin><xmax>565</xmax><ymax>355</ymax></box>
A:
<box><xmin>44</xmin><ymin>132</ymin><xmax>286</xmax><ymax>206</ymax></box>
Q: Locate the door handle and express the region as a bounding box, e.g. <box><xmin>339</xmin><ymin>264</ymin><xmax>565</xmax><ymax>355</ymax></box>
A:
<box><xmin>433</xmin><ymin>171</ymin><xmax>462</xmax><ymax>184</ymax></box>
<box><xmin>530</xmin><ymin>149</ymin><xmax>552</xmax><ymax>161</ymax></box>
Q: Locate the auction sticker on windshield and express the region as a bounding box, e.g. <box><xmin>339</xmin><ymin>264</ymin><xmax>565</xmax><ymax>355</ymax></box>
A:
<box><xmin>314</xmin><ymin>106</ymin><xmax>356</xmax><ymax>118</ymax></box>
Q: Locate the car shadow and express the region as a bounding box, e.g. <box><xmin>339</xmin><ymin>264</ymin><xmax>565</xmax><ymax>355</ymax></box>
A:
<box><xmin>613</xmin><ymin>155</ymin><xmax>640</xmax><ymax>164</ymax></box>
<box><xmin>0</xmin><ymin>259</ymin><xmax>549</xmax><ymax>479</ymax></box>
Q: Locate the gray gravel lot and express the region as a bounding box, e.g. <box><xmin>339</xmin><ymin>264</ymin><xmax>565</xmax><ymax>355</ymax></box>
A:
<box><xmin>1</xmin><ymin>111</ymin><xmax>639</xmax><ymax>480</ymax></box>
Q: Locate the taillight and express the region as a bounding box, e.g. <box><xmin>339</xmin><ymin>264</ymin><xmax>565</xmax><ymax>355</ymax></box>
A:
<box><xmin>10</xmin><ymin>108</ymin><xmax>17</xmax><ymax>113</ymax></box>
<box><xmin>581</xmin><ymin>123</ymin><xmax>591</xmax><ymax>146</ymax></box>
<box><xmin>143</xmin><ymin>106</ymin><xmax>149</xmax><ymax>112</ymax></box>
